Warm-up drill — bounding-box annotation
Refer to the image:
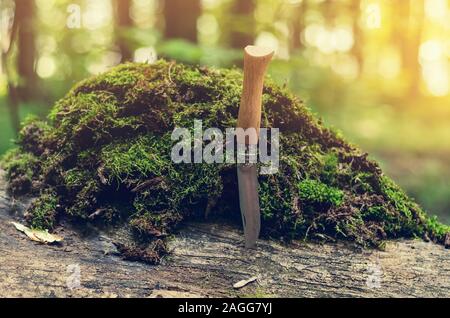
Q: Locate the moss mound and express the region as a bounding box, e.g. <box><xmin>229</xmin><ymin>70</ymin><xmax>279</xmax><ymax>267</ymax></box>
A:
<box><xmin>2</xmin><ymin>61</ymin><xmax>448</xmax><ymax>263</ymax></box>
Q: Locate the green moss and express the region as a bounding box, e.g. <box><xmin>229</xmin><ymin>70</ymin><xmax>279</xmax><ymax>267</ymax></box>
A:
<box><xmin>100</xmin><ymin>135</ymin><xmax>172</xmax><ymax>184</ymax></box>
<box><xmin>63</xmin><ymin>168</ymin><xmax>92</xmax><ymax>189</ymax></box>
<box><xmin>320</xmin><ymin>152</ymin><xmax>339</xmax><ymax>185</ymax></box>
<box><xmin>351</xmin><ymin>172</ymin><xmax>374</xmax><ymax>193</ymax></box>
<box><xmin>426</xmin><ymin>216</ymin><xmax>450</xmax><ymax>240</ymax></box>
<box><xmin>25</xmin><ymin>191</ymin><xmax>59</xmax><ymax>230</ymax></box>
<box><xmin>2</xmin><ymin>150</ymin><xmax>36</xmax><ymax>180</ymax></box>
<box><xmin>298</xmin><ymin>179</ymin><xmax>345</xmax><ymax>208</ymax></box>
<box><xmin>380</xmin><ymin>176</ymin><xmax>415</xmax><ymax>220</ymax></box>
<box><xmin>65</xmin><ymin>179</ymin><xmax>101</xmax><ymax>218</ymax></box>
<box><xmin>1</xmin><ymin>149</ymin><xmax>40</xmax><ymax>195</ymax></box>
<box><xmin>2</xmin><ymin>60</ymin><xmax>448</xmax><ymax>263</ymax></box>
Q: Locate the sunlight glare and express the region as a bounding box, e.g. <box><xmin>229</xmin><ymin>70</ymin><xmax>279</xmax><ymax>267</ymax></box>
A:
<box><xmin>422</xmin><ymin>62</ymin><xmax>450</xmax><ymax>96</ymax></box>
<box><xmin>420</xmin><ymin>40</ymin><xmax>445</xmax><ymax>63</ymax></box>
<box><xmin>255</xmin><ymin>32</ymin><xmax>279</xmax><ymax>53</ymax></box>
<box><xmin>82</xmin><ymin>0</ymin><xmax>112</xmax><ymax>30</ymax></box>
<box><xmin>425</xmin><ymin>0</ymin><xmax>448</xmax><ymax>20</ymax></box>
<box><xmin>37</xmin><ymin>56</ymin><xmax>56</xmax><ymax>78</ymax></box>
<box><xmin>305</xmin><ymin>24</ymin><xmax>354</xmax><ymax>54</ymax></box>
<box><xmin>134</xmin><ymin>47</ymin><xmax>157</xmax><ymax>63</ymax></box>
<box><xmin>333</xmin><ymin>27</ymin><xmax>354</xmax><ymax>52</ymax></box>
<box><xmin>198</xmin><ymin>14</ymin><xmax>219</xmax><ymax>45</ymax></box>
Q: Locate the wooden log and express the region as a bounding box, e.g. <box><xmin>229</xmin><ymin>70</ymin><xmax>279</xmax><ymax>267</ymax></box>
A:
<box><xmin>0</xmin><ymin>170</ymin><xmax>448</xmax><ymax>298</ymax></box>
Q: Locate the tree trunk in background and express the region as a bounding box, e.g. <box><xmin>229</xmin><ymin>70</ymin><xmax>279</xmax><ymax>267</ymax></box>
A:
<box><xmin>6</xmin><ymin>84</ymin><xmax>20</xmax><ymax>134</ymax></box>
<box><xmin>392</xmin><ymin>0</ymin><xmax>424</xmax><ymax>97</ymax></box>
<box><xmin>230</xmin><ymin>0</ymin><xmax>256</xmax><ymax>49</ymax></box>
<box><xmin>114</xmin><ymin>0</ymin><xmax>134</xmax><ymax>62</ymax></box>
<box><xmin>393</xmin><ymin>0</ymin><xmax>410</xmax><ymax>66</ymax></box>
<box><xmin>289</xmin><ymin>0</ymin><xmax>307</xmax><ymax>52</ymax></box>
<box><xmin>322</xmin><ymin>0</ymin><xmax>336</xmax><ymax>22</ymax></box>
<box><xmin>351</xmin><ymin>0</ymin><xmax>363</xmax><ymax>76</ymax></box>
<box><xmin>406</xmin><ymin>0</ymin><xmax>424</xmax><ymax>97</ymax></box>
<box><xmin>3</xmin><ymin>0</ymin><xmax>37</xmax><ymax>134</ymax></box>
<box><xmin>163</xmin><ymin>0</ymin><xmax>201</xmax><ymax>43</ymax></box>
<box><xmin>15</xmin><ymin>0</ymin><xmax>37</xmax><ymax>102</ymax></box>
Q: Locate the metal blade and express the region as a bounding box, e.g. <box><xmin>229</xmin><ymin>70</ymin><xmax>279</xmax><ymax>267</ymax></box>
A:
<box><xmin>237</xmin><ymin>163</ymin><xmax>261</xmax><ymax>249</ymax></box>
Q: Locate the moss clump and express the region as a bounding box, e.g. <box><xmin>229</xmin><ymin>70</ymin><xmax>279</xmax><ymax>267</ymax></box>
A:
<box><xmin>2</xmin><ymin>61</ymin><xmax>448</xmax><ymax>263</ymax></box>
<box><xmin>25</xmin><ymin>191</ymin><xmax>59</xmax><ymax>230</ymax></box>
<box><xmin>2</xmin><ymin>149</ymin><xmax>40</xmax><ymax>196</ymax></box>
<box><xmin>298</xmin><ymin>179</ymin><xmax>344</xmax><ymax>208</ymax></box>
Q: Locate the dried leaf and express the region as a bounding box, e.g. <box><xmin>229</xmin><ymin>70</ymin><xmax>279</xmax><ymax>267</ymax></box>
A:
<box><xmin>11</xmin><ymin>222</ymin><xmax>63</xmax><ymax>244</ymax></box>
<box><xmin>233</xmin><ymin>276</ymin><xmax>258</xmax><ymax>289</ymax></box>
<box><xmin>12</xmin><ymin>222</ymin><xmax>28</xmax><ymax>233</ymax></box>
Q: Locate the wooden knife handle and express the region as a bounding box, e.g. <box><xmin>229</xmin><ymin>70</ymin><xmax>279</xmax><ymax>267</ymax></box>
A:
<box><xmin>237</xmin><ymin>46</ymin><xmax>274</xmax><ymax>145</ymax></box>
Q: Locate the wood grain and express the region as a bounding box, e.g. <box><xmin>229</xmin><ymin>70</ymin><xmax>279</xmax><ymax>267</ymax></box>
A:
<box><xmin>0</xmin><ymin>170</ymin><xmax>448</xmax><ymax>298</ymax></box>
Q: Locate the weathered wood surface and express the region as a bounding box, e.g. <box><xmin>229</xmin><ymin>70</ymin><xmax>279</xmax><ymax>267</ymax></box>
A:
<box><xmin>0</xmin><ymin>170</ymin><xmax>448</xmax><ymax>298</ymax></box>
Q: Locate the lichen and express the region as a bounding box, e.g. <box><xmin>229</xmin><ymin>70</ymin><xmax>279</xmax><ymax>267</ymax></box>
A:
<box><xmin>1</xmin><ymin>60</ymin><xmax>448</xmax><ymax>263</ymax></box>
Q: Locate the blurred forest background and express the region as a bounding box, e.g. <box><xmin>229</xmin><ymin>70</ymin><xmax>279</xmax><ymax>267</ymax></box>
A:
<box><xmin>0</xmin><ymin>0</ymin><xmax>449</xmax><ymax>223</ymax></box>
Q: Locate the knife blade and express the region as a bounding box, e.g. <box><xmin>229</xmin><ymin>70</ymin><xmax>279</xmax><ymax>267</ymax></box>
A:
<box><xmin>237</xmin><ymin>46</ymin><xmax>274</xmax><ymax>249</ymax></box>
<box><xmin>238</xmin><ymin>159</ymin><xmax>261</xmax><ymax>248</ymax></box>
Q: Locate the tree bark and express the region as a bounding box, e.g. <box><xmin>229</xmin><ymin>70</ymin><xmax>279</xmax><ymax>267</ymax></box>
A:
<box><xmin>114</xmin><ymin>0</ymin><xmax>134</xmax><ymax>62</ymax></box>
<box><xmin>162</xmin><ymin>0</ymin><xmax>201</xmax><ymax>43</ymax></box>
<box><xmin>0</xmin><ymin>170</ymin><xmax>448</xmax><ymax>298</ymax></box>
